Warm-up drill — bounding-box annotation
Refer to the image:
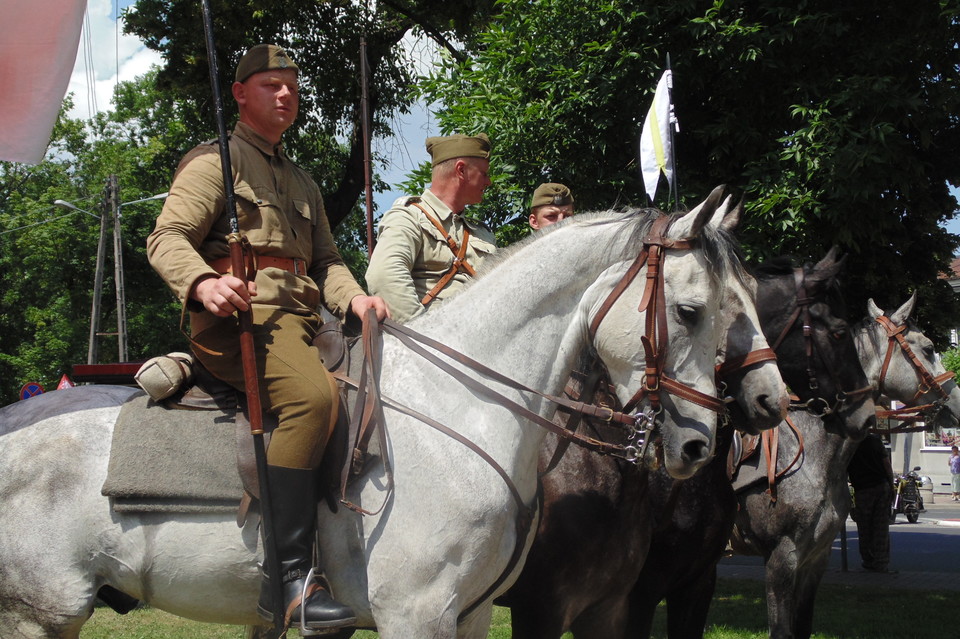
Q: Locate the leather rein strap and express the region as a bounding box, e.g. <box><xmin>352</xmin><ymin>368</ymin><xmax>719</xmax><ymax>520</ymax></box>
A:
<box><xmin>412</xmin><ymin>202</ymin><xmax>477</xmax><ymax>306</ymax></box>
<box><xmin>332</xmin><ymin>312</ymin><xmax>628</xmax><ymax>623</ymax></box>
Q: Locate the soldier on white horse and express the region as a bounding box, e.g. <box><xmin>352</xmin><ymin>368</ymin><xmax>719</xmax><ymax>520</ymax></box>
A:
<box><xmin>146</xmin><ymin>43</ymin><xmax>388</xmax><ymax>632</ymax></box>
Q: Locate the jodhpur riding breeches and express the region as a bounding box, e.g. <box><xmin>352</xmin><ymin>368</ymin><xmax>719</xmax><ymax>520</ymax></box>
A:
<box><xmin>191</xmin><ymin>307</ymin><xmax>338</xmax><ymax>470</ymax></box>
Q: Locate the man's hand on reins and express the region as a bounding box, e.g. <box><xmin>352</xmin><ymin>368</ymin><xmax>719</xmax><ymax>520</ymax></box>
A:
<box><xmin>351</xmin><ymin>294</ymin><xmax>391</xmax><ymax>322</ymax></box>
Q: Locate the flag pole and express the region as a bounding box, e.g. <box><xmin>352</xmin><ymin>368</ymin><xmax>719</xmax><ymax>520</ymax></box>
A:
<box><xmin>665</xmin><ymin>53</ymin><xmax>679</xmax><ymax>211</ymax></box>
<box><xmin>198</xmin><ymin>1</ymin><xmax>283</xmax><ymax>630</ymax></box>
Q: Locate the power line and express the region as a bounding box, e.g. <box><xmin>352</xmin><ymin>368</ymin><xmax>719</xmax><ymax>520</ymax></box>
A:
<box><xmin>0</xmin><ymin>210</ymin><xmax>97</xmax><ymax>236</ymax></box>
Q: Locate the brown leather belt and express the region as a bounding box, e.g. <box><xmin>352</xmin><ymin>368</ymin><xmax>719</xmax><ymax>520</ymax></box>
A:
<box><xmin>209</xmin><ymin>255</ymin><xmax>307</xmax><ymax>276</ymax></box>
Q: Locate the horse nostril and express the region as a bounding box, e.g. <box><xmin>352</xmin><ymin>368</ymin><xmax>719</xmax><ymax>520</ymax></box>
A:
<box><xmin>681</xmin><ymin>439</ymin><xmax>710</xmax><ymax>465</ymax></box>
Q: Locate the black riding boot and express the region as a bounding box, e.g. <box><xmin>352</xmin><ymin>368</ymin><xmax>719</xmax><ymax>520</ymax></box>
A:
<box><xmin>256</xmin><ymin>465</ymin><xmax>356</xmax><ymax>631</ymax></box>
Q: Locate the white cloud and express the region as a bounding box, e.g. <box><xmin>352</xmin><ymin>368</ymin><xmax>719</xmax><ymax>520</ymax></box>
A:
<box><xmin>65</xmin><ymin>0</ymin><xmax>163</xmax><ymax>120</ymax></box>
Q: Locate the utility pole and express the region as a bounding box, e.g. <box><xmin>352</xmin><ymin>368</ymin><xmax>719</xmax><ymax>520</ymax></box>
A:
<box><xmin>108</xmin><ymin>175</ymin><xmax>128</xmax><ymax>362</ymax></box>
<box><xmin>87</xmin><ymin>186</ymin><xmax>109</xmax><ymax>365</ymax></box>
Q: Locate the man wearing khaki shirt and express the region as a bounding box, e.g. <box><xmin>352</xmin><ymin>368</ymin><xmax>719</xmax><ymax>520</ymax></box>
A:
<box><xmin>365</xmin><ymin>134</ymin><xmax>498</xmax><ymax>322</ymax></box>
<box><xmin>147</xmin><ymin>44</ymin><xmax>387</xmax><ymax>632</ymax></box>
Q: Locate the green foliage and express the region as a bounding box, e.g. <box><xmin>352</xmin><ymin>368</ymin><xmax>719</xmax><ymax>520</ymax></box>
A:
<box><xmin>420</xmin><ymin>0</ymin><xmax>960</xmax><ymax>344</ymax></box>
<box><xmin>0</xmin><ymin>76</ymin><xmax>185</xmax><ymax>404</ymax></box>
<box><xmin>940</xmin><ymin>347</ymin><xmax>960</xmax><ymax>385</ymax></box>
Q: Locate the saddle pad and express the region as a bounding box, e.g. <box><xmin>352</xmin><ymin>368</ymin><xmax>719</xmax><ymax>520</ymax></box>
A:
<box><xmin>101</xmin><ymin>391</ymin><xmax>243</xmax><ymax>513</ymax></box>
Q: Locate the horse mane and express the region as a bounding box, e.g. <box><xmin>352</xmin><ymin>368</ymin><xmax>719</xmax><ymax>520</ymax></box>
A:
<box><xmin>474</xmin><ymin>207</ymin><xmax>749</xmax><ymax>289</ymax></box>
<box><xmin>753</xmin><ymin>255</ymin><xmax>798</xmax><ymax>279</ymax></box>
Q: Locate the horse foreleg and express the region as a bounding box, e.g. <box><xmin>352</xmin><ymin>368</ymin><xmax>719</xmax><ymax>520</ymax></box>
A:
<box><xmin>664</xmin><ymin>568</ymin><xmax>717</xmax><ymax>639</ymax></box>
<box><xmin>764</xmin><ymin>546</ymin><xmax>800</xmax><ymax>639</ymax></box>
<box><xmin>624</xmin><ymin>580</ymin><xmax>662</xmax><ymax>639</ymax></box>
<box><xmin>792</xmin><ymin>556</ymin><xmax>829</xmax><ymax>639</ymax></box>
<box><xmin>0</xmin><ymin>597</ymin><xmax>90</xmax><ymax>639</ymax></box>
<box><xmin>567</xmin><ymin>595</ymin><xmax>629</xmax><ymax>639</ymax></box>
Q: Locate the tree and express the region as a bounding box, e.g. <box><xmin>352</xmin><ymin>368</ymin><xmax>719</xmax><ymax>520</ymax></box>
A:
<box><xmin>420</xmin><ymin>0</ymin><xmax>960</xmax><ymax>344</ymax></box>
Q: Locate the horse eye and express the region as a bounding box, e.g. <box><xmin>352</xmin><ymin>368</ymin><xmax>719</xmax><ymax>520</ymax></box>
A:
<box><xmin>831</xmin><ymin>329</ymin><xmax>846</xmax><ymax>341</ymax></box>
<box><xmin>677</xmin><ymin>304</ymin><xmax>700</xmax><ymax>324</ymax></box>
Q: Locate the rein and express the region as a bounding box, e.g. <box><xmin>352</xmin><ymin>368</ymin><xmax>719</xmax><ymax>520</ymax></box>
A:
<box><xmin>769</xmin><ymin>267</ymin><xmax>872</xmax><ymax>417</ymax></box>
<box><xmin>331</xmin><ymin>313</ymin><xmax>643</xmax><ymax>624</ymax></box>
<box><xmin>872</xmin><ymin>314</ymin><xmax>955</xmax><ymax>432</ymax></box>
<box><xmin>332</xmin><ymin>213</ymin><xmax>737</xmax><ymax>623</ymax></box>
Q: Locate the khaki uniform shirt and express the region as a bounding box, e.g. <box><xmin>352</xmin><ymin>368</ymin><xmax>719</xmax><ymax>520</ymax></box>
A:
<box><xmin>364</xmin><ymin>189</ymin><xmax>497</xmax><ymax>322</ymax></box>
<box><xmin>147</xmin><ymin>122</ymin><xmax>365</xmax><ymax>335</ymax></box>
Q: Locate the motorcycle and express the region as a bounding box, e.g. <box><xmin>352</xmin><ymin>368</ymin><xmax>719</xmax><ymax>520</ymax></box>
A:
<box><xmin>890</xmin><ymin>466</ymin><xmax>925</xmax><ymax>523</ymax></box>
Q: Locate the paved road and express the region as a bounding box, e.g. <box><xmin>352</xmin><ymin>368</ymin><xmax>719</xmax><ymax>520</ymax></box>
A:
<box><xmin>718</xmin><ymin>494</ymin><xmax>960</xmax><ymax>591</ymax></box>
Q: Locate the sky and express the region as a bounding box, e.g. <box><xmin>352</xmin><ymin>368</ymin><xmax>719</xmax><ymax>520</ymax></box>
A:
<box><xmin>69</xmin><ymin>1</ymin><xmax>959</xmax><ymax>231</ymax></box>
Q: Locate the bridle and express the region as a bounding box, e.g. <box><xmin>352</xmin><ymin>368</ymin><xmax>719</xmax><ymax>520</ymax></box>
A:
<box><xmin>872</xmin><ymin>314</ymin><xmax>955</xmax><ymax>428</ymax></box>
<box><xmin>588</xmin><ymin>214</ymin><xmax>729</xmax><ymax>420</ymax></box>
<box><xmin>768</xmin><ymin>267</ymin><xmax>872</xmax><ymax>416</ymax></box>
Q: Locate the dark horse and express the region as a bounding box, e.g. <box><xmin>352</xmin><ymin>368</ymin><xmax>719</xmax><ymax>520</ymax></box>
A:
<box><xmin>500</xmin><ymin>248</ymin><xmax>878</xmax><ymax>638</ymax></box>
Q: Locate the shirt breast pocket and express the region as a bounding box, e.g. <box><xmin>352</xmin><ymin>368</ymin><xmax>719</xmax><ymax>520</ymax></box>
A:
<box><xmin>418</xmin><ymin>219</ymin><xmax>455</xmax><ymax>270</ymax></box>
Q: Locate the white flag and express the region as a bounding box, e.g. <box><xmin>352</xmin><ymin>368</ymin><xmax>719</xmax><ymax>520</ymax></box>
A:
<box><xmin>639</xmin><ymin>70</ymin><xmax>675</xmax><ymax>203</ymax></box>
<box><xmin>0</xmin><ymin>0</ymin><xmax>87</xmax><ymax>164</ymax></box>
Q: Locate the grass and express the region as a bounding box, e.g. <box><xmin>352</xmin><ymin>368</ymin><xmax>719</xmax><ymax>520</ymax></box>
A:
<box><xmin>79</xmin><ymin>579</ymin><xmax>954</xmax><ymax>638</ymax></box>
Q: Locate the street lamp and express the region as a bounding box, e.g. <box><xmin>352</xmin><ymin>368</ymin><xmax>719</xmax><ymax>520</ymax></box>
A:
<box><xmin>54</xmin><ymin>186</ymin><xmax>167</xmax><ymax>364</ymax></box>
<box><xmin>52</xmin><ymin>200</ymin><xmax>100</xmax><ymax>218</ymax></box>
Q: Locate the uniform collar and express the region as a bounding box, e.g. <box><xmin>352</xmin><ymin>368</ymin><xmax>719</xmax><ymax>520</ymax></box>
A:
<box><xmin>234</xmin><ymin>121</ymin><xmax>286</xmax><ymax>158</ymax></box>
<box><xmin>422</xmin><ymin>188</ymin><xmax>456</xmax><ymax>222</ymax></box>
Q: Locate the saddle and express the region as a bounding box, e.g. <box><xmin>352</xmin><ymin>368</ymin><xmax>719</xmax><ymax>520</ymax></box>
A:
<box><xmin>104</xmin><ymin>318</ymin><xmax>356</xmax><ymax>519</ymax></box>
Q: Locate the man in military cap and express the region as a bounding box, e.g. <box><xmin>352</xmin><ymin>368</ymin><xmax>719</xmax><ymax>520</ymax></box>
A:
<box><xmin>528</xmin><ymin>182</ymin><xmax>575</xmax><ymax>230</ymax></box>
<box><xmin>147</xmin><ymin>43</ymin><xmax>388</xmax><ymax>631</ymax></box>
<box><xmin>364</xmin><ymin>133</ymin><xmax>498</xmax><ymax>323</ymax></box>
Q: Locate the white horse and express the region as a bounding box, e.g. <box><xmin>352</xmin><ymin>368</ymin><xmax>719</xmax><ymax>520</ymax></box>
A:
<box><xmin>0</xmin><ymin>194</ymin><xmax>781</xmax><ymax>638</ymax></box>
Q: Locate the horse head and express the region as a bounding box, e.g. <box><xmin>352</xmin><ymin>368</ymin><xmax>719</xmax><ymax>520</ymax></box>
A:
<box><xmin>861</xmin><ymin>295</ymin><xmax>960</xmax><ymax>432</ymax></box>
<box><xmin>756</xmin><ymin>247</ymin><xmax>876</xmax><ymax>439</ymax></box>
<box><xmin>591</xmin><ymin>187</ymin><xmax>783</xmax><ymax>479</ymax></box>
<box><xmin>704</xmin><ymin>192</ymin><xmax>788</xmax><ymax>434</ymax></box>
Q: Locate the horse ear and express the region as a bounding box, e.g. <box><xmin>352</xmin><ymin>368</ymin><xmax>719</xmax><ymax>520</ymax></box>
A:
<box><xmin>889</xmin><ymin>293</ymin><xmax>917</xmax><ymax>326</ymax></box>
<box><xmin>716</xmin><ymin>194</ymin><xmax>743</xmax><ymax>232</ymax></box>
<box><xmin>806</xmin><ymin>246</ymin><xmax>847</xmax><ymax>289</ymax></box>
<box><xmin>867</xmin><ymin>298</ymin><xmax>884</xmax><ymax>319</ymax></box>
<box><xmin>673</xmin><ymin>185</ymin><xmax>726</xmax><ymax>238</ymax></box>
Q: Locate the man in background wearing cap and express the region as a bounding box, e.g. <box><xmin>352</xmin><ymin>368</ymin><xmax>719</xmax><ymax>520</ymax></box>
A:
<box><xmin>364</xmin><ymin>134</ymin><xmax>497</xmax><ymax>323</ymax></box>
<box><xmin>528</xmin><ymin>182</ymin><xmax>575</xmax><ymax>230</ymax></box>
<box><xmin>148</xmin><ymin>43</ymin><xmax>387</xmax><ymax>632</ymax></box>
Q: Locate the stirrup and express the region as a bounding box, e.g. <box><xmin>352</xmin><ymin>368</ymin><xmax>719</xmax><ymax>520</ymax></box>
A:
<box><xmin>296</xmin><ymin>567</ymin><xmax>349</xmax><ymax>637</ymax></box>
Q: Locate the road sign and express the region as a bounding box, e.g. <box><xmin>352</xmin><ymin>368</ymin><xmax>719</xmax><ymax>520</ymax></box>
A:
<box><xmin>19</xmin><ymin>382</ymin><xmax>44</xmax><ymax>400</ymax></box>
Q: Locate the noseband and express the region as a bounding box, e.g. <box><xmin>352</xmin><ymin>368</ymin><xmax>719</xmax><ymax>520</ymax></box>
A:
<box><xmin>873</xmin><ymin>314</ymin><xmax>955</xmax><ymax>426</ymax></box>
<box><xmin>768</xmin><ymin>267</ymin><xmax>872</xmax><ymax>416</ymax></box>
